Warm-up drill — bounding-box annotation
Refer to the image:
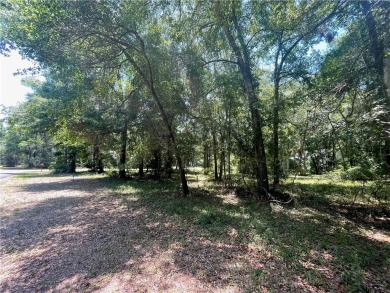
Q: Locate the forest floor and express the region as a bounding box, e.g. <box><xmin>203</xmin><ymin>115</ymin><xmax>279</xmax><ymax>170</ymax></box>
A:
<box><xmin>0</xmin><ymin>171</ymin><xmax>389</xmax><ymax>292</ymax></box>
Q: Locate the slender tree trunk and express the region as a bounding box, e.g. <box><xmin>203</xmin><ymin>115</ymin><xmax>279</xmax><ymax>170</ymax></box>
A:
<box><xmin>69</xmin><ymin>152</ymin><xmax>76</xmax><ymax>173</ymax></box>
<box><xmin>273</xmin><ymin>75</ymin><xmax>281</xmax><ymax>188</ymax></box>
<box><xmin>311</xmin><ymin>156</ymin><xmax>320</xmax><ymax>175</ymax></box>
<box><xmin>123</xmin><ymin>44</ymin><xmax>190</xmax><ymax>195</ymax></box>
<box><xmin>219</xmin><ymin>130</ymin><xmax>225</xmax><ymax>179</ymax></box>
<box><xmin>219</xmin><ymin>148</ymin><xmax>225</xmax><ymax>180</ymax></box>
<box><xmin>227</xmin><ymin>109</ymin><xmax>232</xmax><ymax>185</ymax></box>
<box><xmin>139</xmin><ymin>158</ymin><xmax>144</xmax><ymax>177</ymax></box>
<box><xmin>119</xmin><ymin>120</ymin><xmax>128</xmax><ymax>179</ymax></box>
<box><xmin>362</xmin><ymin>1</ymin><xmax>390</xmax><ymax>174</ymax></box>
<box><xmin>212</xmin><ymin>129</ymin><xmax>218</xmax><ymax>180</ymax></box>
<box><xmin>215</xmin><ymin>2</ymin><xmax>269</xmax><ymax>193</ymax></box>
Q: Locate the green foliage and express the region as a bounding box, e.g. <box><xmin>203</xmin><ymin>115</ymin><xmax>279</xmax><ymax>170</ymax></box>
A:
<box><xmin>1</xmin><ymin>0</ymin><xmax>389</xmax><ymax>289</ymax></box>
<box><xmin>1</xmin><ymin>0</ymin><xmax>389</xmax><ymax>192</ymax></box>
<box><xmin>341</xmin><ymin>166</ymin><xmax>375</xmax><ymax>181</ymax></box>
<box><xmin>48</xmin><ymin>158</ymin><xmax>67</xmax><ymax>173</ymax></box>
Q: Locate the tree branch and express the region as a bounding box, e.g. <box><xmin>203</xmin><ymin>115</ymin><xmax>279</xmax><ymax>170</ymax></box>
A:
<box><xmin>202</xmin><ymin>58</ymin><xmax>238</xmax><ymax>66</ymax></box>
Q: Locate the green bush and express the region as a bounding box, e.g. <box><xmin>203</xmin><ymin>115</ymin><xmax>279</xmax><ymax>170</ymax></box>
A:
<box><xmin>341</xmin><ymin>166</ymin><xmax>374</xmax><ymax>181</ymax></box>
<box><xmin>203</xmin><ymin>167</ymin><xmax>213</xmax><ymax>176</ymax></box>
<box><xmin>106</xmin><ymin>169</ymin><xmax>119</xmax><ymax>178</ymax></box>
<box><xmin>48</xmin><ymin>160</ymin><xmax>67</xmax><ymax>173</ymax></box>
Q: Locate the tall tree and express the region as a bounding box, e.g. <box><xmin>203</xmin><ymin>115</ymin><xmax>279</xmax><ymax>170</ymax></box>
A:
<box><xmin>1</xmin><ymin>0</ymin><xmax>190</xmax><ymax>194</ymax></box>
<box><xmin>253</xmin><ymin>0</ymin><xmax>346</xmax><ymax>186</ymax></box>
<box><xmin>213</xmin><ymin>0</ymin><xmax>270</xmax><ymax>193</ymax></box>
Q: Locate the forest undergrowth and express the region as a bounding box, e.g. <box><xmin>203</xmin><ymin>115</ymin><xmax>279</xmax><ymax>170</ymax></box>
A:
<box><xmin>108</xmin><ymin>169</ymin><xmax>390</xmax><ymax>292</ymax></box>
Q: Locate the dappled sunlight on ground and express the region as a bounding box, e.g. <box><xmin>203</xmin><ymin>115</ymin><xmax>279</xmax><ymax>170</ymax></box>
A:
<box><xmin>359</xmin><ymin>229</ymin><xmax>390</xmax><ymax>244</ymax></box>
<box><xmin>1</xmin><ymin>173</ymin><xmax>389</xmax><ymax>292</ymax></box>
<box><xmin>0</xmin><ymin>174</ymin><xmax>256</xmax><ymax>292</ymax></box>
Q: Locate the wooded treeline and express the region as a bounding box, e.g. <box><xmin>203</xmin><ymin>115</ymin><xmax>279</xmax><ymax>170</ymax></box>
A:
<box><xmin>0</xmin><ymin>0</ymin><xmax>389</xmax><ymax>196</ymax></box>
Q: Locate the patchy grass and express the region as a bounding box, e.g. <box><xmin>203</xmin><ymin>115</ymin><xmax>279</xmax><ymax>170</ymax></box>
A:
<box><xmin>1</xmin><ymin>172</ymin><xmax>389</xmax><ymax>292</ymax></box>
<box><xmin>13</xmin><ymin>171</ymin><xmax>50</xmax><ymax>179</ymax></box>
<box><xmin>284</xmin><ymin>175</ymin><xmax>389</xmax><ymax>204</ymax></box>
<box><xmin>281</xmin><ymin>175</ymin><xmax>390</xmax><ymax>230</ymax></box>
<box><xmin>107</xmin><ymin>175</ymin><xmax>390</xmax><ymax>292</ymax></box>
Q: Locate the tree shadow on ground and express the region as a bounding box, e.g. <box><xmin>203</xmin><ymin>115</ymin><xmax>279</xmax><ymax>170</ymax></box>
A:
<box><xmin>1</xmin><ymin>175</ymin><xmax>389</xmax><ymax>292</ymax></box>
<box><xmin>113</xmin><ymin>181</ymin><xmax>390</xmax><ymax>292</ymax></box>
<box><xmin>1</xmin><ymin>196</ymin><xmax>88</xmax><ymax>252</ymax></box>
<box><xmin>1</xmin><ymin>176</ymin><xmax>246</xmax><ymax>292</ymax></box>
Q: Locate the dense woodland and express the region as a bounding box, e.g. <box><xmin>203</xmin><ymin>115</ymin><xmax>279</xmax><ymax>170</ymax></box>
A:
<box><xmin>0</xmin><ymin>0</ymin><xmax>389</xmax><ymax>198</ymax></box>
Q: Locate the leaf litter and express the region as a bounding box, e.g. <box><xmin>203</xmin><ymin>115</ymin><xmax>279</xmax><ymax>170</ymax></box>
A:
<box><xmin>0</xmin><ymin>172</ymin><xmax>389</xmax><ymax>292</ymax></box>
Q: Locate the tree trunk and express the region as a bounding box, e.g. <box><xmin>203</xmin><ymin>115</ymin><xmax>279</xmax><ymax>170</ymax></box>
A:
<box><xmin>219</xmin><ymin>129</ymin><xmax>225</xmax><ymax>180</ymax></box>
<box><xmin>362</xmin><ymin>1</ymin><xmax>390</xmax><ymax>174</ymax></box>
<box><xmin>227</xmin><ymin>108</ymin><xmax>232</xmax><ymax>185</ymax></box>
<box><xmin>273</xmin><ymin>74</ymin><xmax>281</xmax><ymax>188</ymax></box>
<box><xmin>311</xmin><ymin>156</ymin><xmax>320</xmax><ymax>175</ymax></box>
<box><xmin>69</xmin><ymin>152</ymin><xmax>76</xmax><ymax>173</ymax></box>
<box><xmin>123</xmin><ymin>44</ymin><xmax>190</xmax><ymax>195</ymax></box>
<box><xmin>119</xmin><ymin>120</ymin><xmax>128</xmax><ymax>179</ymax></box>
<box><xmin>215</xmin><ymin>3</ymin><xmax>269</xmax><ymax>193</ymax></box>
<box><xmin>212</xmin><ymin>129</ymin><xmax>218</xmax><ymax>180</ymax></box>
<box><xmin>139</xmin><ymin>158</ymin><xmax>144</xmax><ymax>177</ymax></box>
<box><xmin>219</xmin><ymin>148</ymin><xmax>225</xmax><ymax>180</ymax></box>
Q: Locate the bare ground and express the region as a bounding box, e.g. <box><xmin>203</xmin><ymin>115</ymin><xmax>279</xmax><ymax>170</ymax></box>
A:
<box><xmin>0</xmin><ymin>173</ymin><xmax>246</xmax><ymax>292</ymax></box>
<box><xmin>0</xmin><ymin>172</ymin><xmax>389</xmax><ymax>292</ymax></box>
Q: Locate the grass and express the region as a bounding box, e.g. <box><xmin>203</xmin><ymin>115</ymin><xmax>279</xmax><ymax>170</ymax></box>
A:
<box><xmin>283</xmin><ymin>174</ymin><xmax>389</xmax><ymax>204</ymax></box>
<box><xmin>4</xmin><ymin>169</ymin><xmax>388</xmax><ymax>291</ymax></box>
<box><xmin>101</xmin><ymin>173</ymin><xmax>389</xmax><ymax>292</ymax></box>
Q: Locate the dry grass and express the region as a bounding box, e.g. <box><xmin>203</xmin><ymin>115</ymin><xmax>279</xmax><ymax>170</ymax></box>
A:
<box><xmin>0</xmin><ymin>172</ymin><xmax>389</xmax><ymax>292</ymax></box>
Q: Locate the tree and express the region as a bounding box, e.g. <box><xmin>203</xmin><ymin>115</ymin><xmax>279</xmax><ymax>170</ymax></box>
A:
<box><xmin>213</xmin><ymin>0</ymin><xmax>270</xmax><ymax>193</ymax></box>
<box><xmin>252</xmin><ymin>0</ymin><xmax>346</xmax><ymax>186</ymax></box>
<box><xmin>0</xmin><ymin>97</ymin><xmax>54</xmax><ymax>167</ymax></box>
<box><xmin>1</xmin><ymin>0</ymin><xmax>191</xmax><ymax>194</ymax></box>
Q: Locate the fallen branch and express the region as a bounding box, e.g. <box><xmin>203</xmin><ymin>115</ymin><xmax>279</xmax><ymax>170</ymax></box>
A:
<box><xmin>263</xmin><ymin>187</ymin><xmax>296</xmax><ymax>205</ymax></box>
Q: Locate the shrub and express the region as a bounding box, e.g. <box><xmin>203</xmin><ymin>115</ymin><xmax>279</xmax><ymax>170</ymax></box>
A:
<box><xmin>341</xmin><ymin>166</ymin><xmax>374</xmax><ymax>181</ymax></box>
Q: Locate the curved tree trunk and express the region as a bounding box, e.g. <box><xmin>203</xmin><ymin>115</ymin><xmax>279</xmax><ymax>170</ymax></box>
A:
<box><xmin>122</xmin><ymin>39</ymin><xmax>190</xmax><ymax>195</ymax></box>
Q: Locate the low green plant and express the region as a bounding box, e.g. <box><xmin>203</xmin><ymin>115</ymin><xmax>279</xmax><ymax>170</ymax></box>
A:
<box><xmin>106</xmin><ymin>169</ymin><xmax>119</xmax><ymax>178</ymax></box>
<box><xmin>341</xmin><ymin>166</ymin><xmax>374</xmax><ymax>181</ymax></box>
<box><xmin>101</xmin><ymin>174</ymin><xmax>389</xmax><ymax>292</ymax></box>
